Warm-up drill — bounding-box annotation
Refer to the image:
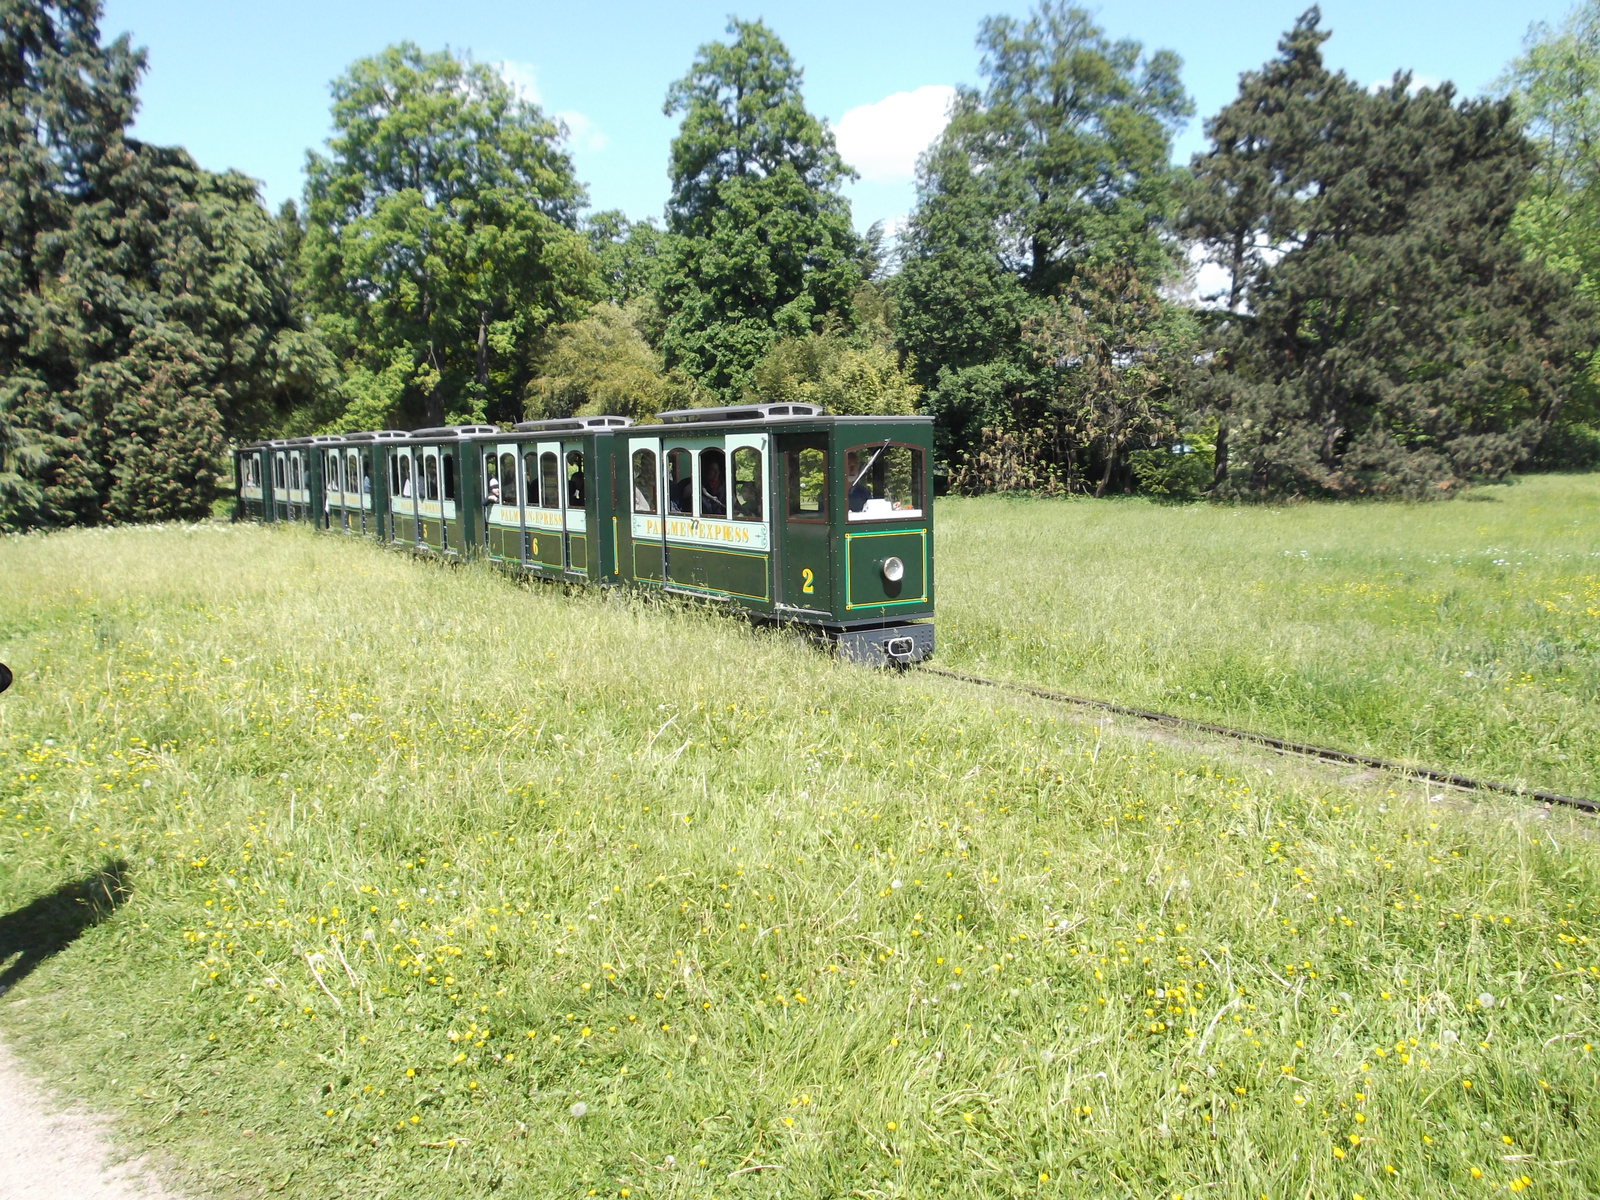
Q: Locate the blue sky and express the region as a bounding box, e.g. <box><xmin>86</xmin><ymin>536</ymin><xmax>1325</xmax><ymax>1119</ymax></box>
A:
<box><xmin>103</xmin><ymin>0</ymin><xmax>1567</xmax><ymax>235</ymax></box>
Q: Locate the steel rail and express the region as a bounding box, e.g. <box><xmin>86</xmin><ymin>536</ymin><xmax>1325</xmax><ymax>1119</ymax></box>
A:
<box><xmin>918</xmin><ymin>664</ymin><xmax>1599</xmax><ymax>816</ymax></box>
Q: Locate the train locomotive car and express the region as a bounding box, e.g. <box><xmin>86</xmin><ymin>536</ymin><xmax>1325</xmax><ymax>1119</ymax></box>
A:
<box><xmin>233</xmin><ymin>404</ymin><xmax>933</xmax><ymax>665</ymax></box>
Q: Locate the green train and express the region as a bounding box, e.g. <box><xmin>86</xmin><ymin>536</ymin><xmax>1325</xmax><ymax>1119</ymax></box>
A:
<box><xmin>234</xmin><ymin>404</ymin><xmax>934</xmax><ymax>665</ymax></box>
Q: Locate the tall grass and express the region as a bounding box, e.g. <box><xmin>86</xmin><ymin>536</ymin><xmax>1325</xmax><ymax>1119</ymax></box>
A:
<box><xmin>0</xmin><ymin>521</ymin><xmax>1596</xmax><ymax>1199</ymax></box>
<box><xmin>939</xmin><ymin>473</ymin><xmax>1600</xmax><ymax>799</ymax></box>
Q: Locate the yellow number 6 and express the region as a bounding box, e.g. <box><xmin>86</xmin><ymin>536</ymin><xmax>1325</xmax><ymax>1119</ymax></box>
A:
<box><xmin>801</xmin><ymin>567</ymin><xmax>814</xmax><ymax>594</ymax></box>
<box><xmin>530</xmin><ymin>536</ymin><xmax>539</xmax><ymax>556</ymax></box>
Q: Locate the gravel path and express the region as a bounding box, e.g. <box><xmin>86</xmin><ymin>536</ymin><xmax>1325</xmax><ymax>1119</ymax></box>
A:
<box><xmin>0</xmin><ymin>1037</ymin><xmax>182</xmax><ymax>1200</ymax></box>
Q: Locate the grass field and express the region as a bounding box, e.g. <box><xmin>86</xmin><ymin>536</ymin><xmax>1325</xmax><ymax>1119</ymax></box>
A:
<box><xmin>939</xmin><ymin>473</ymin><xmax>1600</xmax><ymax>801</ymax></box>
<box><xmin>0</xmin><ymin>508</ymin><xmax>1597</xmax><ymax>1200</ymax></box>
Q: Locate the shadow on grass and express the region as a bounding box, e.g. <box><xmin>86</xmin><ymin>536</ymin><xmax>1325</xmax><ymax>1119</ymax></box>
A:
<box><xmin>0</xmin><ymin>861</ymin><xmax>130</xmax><ymax>996</ymax></box>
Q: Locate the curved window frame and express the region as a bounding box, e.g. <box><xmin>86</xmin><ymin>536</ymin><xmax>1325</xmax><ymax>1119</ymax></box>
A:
<box><xmin>666</xmin><ymin>448</ymin><xmax>693</xmax><ymax>515</ymax></box>
<box><xmin>499</xmin><ymin>453</ymin><xmax>518</xmax><ymax>507</ymax></box>
<box><xmin>566</xmin><ymin>449</ymin><xmax>585</xmax><ymax>508</ymax></box>
<box><xmin>731</xmin><ymin>446</ymin><xmax>762</xmax><ymax>522</ymax></box>
<box><xmin>540</xmin><ymin>451</ymin><xmax>560</xmax><ymax>510</ymax></box>
<box><xmin>631</xmin><ymin>449</ymin><xmax>658</xmax><ymax>514</ymax></box>
<box><xmin>698</xmin><ymin>447</ymin><xmax>727</xmax><ymax>518</ymax></box>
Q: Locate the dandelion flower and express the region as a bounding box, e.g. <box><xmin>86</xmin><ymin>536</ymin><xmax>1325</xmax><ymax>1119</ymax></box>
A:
<box><xmin>1477</xmin><ymin>993</ymin><xmax>1494</xmax><ymax>1008</ymax></box>
<box><xmin>570</xmin><ymin>1102</ymin><xmax>588</xmax><ymax>1118</ymax></box>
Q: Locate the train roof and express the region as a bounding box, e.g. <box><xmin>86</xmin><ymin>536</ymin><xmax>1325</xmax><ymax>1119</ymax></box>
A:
<box><xmin>408</xmin><ymin>425</ymin><xmax>501</xmax><ymax>440</ymax></box>
<box><xmin>513</xmin><ymin>415</ymin><xmax>633</xmax><ymax>433</ymax></box>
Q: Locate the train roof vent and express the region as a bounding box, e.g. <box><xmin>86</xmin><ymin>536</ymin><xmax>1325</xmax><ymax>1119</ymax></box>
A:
<box><xmin>285</xmin><ymin>436</ymin><xmax>316</xmax><ymax>444</ymax></box>
<box><xmin>658</xmin><ymin>403</ymin><xmax>825</xmax><ymax>424</ymax></box>
<box><xmin>409</xmin><ymin>424</ymin><xmax>500</xmax><ymax>438</ymax></box>
<box><xmin>342</xmin><ymin>429</ymin><xmax>412</xmax><ymax>441</ymax></box>
<box><xmin>310</xmin><ymin>434</ymin><xmax>343</xmax><ymax>443</ymax></box>
<box><xmin>512</xmin><ymin>415</ymin><xmax>634</xmax><ymax>433</ymax></box>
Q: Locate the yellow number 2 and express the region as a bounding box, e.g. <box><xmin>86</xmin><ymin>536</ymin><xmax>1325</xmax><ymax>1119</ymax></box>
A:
<box><xmin>801</xmin><ymin>567</ymin><xmax>814</xmax><ymax>594</ymax></box>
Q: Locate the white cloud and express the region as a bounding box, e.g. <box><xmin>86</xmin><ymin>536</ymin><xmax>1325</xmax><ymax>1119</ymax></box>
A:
<box><xmin>1368</xmin><ymin>72</ymin><xmax>1444</xmax><ymax>95</ymax></box>
<box><xmin>494</xmin><ymin>60</ymin><xmax>541</xmax><ymax>104</ymax></box>
<box><xmin>835</xmin><ymin>85</ymin><xmax>955</xmax><ymax>182</ymax></box>
<box><xmin>557</xmin><ymin>110</ymin><xmax>608</xmax><ymax>153</ymax></box>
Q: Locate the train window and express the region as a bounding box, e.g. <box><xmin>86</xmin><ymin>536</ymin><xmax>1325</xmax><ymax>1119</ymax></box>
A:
<box><xmin>362</xmin><ymin>457</ymin><xmax>372</xmax><ymax>494</ymax></box>
<box><xmin>540</xmin><ymin>451</ymin><xmax>559</xmax><ymax>509</ymax></box>
<box><xmin>347</xmin><ymin>452</ymin><xmax>360</xmax><ymax>495</ymax></box>
<box><xmin>424</xmin><ymin>453</ymin><xmax>439</xmax><ymax>501</ymax></box>
<box><xmin>631</xmin><ymin>449</ymin><xmax>657</xmax><ymax>513</ymax></box>
<box><xmin>667</xmin><ymin>448</ymin><xmax>692</xmax><ymax>514</ymax></box>
<box><xmin>786</xmin><ymin>446</ymin><xmax>826</xmax><ymax>518</ymax></box>
<box><xmin>327</xmin><ymin>451</ymin><xmax>340</xmax><ymax>493</ymax></box>
<box><xmin>566</xmin><ymin>450</ymin><xmax>585</xmax><ymax>507</ymax></box>
<box><xmin>483</xmin><ymin>453</ymin><xmax>498</xmax><ymax>500</ymax></box>
<box><xmin>443</xmin><ymin>453</ymin><xmax>455</xmax><ymax>501</ymax></box>
<box><xmin>499</xmin><ymin>453</ymin><xmax>517</xmax><ymax>505</ymax></box>
<box><xmin>398</xmin><ymin>453</ymin><xmax>412</xmax><ymax>498</ymax></box>
<box><xmin>274</xmin><ymin>456</ymin><xmax>285</xmax><ymax>490</ymax></box>
<box><xmin>698</xmin><ymin>447</ymin><xmax>727</xmax><ymax>517</ymax></box>
<box><xmin>523</xmin><ymin>452</ymin><xmax>539</xmax><ymax>507</ymax></box>
<box><xmin>731</xmin><ymin>447</ymin><xmax>762</xmax><ymax>520</ymax></box>
<box><xmin>845</xmin><ymin>443</ymin><xmax>924</xmax><ymax>520</ymax></box>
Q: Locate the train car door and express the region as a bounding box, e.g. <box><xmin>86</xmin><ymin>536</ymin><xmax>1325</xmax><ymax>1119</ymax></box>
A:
<box><xmin>415</xmin><ymin>445</ymin><xmax>440</xmax><ymax>550</ymax></box>
<box><xmin>324</xmin><ymin>449</ymin><xmax>343</xmax><ymax>530</ymax></box>
<box><xmin>438</xmin><ymin>445</ymin><xmax>460</xmax><ymax>552</ymax></box>
<box><xmin>272</xmin><ymin>451</ymin><xmax>287</xmax><ymax>520</ymax></box>
<box><xmin>345</xmin><ymin>448</ymin><xmax>364</xmax><ymax>534</ymax></box>
<box><xmin>625</xmin><ymin>435</ymin><xmax>665</xmax><ymax>584</ymax></box>
<box><xmin>524</xmin><ymin>441</ymin><xmax>565</xmax><ymax>572</ymax></box>
<box><xmin>563</xmin><ymin>442</ymin><xmax>587</xmax><ymax>576</ymax></box>
<box><xmin>391</xmin><ymin>446</ymin><xmax>419</xmax><ymax>544</ymax></box>
<box><xmin>483</xmin><ymin>443</ymin><xmax>521</xmax><ymax>560</ymax></box>
<box><xmin>778</xmin><ymin>433</ymin><xmax>831</xmax><ymax>613</ymax></box>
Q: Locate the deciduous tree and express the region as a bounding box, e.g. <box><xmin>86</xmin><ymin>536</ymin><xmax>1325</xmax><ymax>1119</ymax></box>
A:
<box><xmin>302</xmin><ymin>44</ymin><xmax>596</xmax><ymax>430</ymax></box>
<box><xmin>895</xmin><ymin>2</ymin><xmax>1191</xmax><ymax>474</ymax></box>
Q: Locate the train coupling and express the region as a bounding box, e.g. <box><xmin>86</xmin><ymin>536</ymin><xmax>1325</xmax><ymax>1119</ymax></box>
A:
<box><xmin>834</xmin><ymin>623</ymin><xmax>934</xmax><ymax>668</ymax></box>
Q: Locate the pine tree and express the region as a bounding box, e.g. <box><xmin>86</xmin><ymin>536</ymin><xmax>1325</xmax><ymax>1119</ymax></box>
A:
<box><xmin>0</xmin><ymin>0</ymin><xmax>328</xmax><ymax>529</ymax></box>
<box><xmin>1185</xmin><ymin>8</ymin><xmax>1593</xmax><ymax>496</ymax></box>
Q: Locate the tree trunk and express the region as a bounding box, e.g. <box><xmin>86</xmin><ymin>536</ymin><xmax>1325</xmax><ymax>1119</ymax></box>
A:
<box><xmin>1213</xmin><ymin>417</ymin><xmax>1229</xmax><ymax>489</ymax></box>
<box><xmin>1094</xmin><ymin>444</ymin><xmax>1115</xmax><ymax>498</ymax></box>
<box><xmin>475</xmin><ymin>309</ymin><xmax>489</xmax><ymax>389</ymax></box>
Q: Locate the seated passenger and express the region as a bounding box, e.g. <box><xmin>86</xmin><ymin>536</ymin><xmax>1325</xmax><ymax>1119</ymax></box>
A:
<box><xmin>568</xmin><ymin>469</ymin><xmax>585</xmax><ymax>507</ymax></box>
<box><xmin>734</xmin><ymin>480</ymin><xmax>759</xmax><ymax>519</ymax></box>
<box><xmin>485</xmin><ymin>478</ymin><xmax>501</xmax><ymax>506</ymax></box>
<box><xmin>848</xmin><ymin>482</ymin><xmax>870</xmax><ymax>512</ymax></box>
<box><xmin>700</xmin><ymin>456</ymin><xmax>727</xmax><ymax>516</ymax></box>
<box><xmin>669</xmin><ymin>474</ymin><xmax>693</xmax><ymax>514</ymax></box>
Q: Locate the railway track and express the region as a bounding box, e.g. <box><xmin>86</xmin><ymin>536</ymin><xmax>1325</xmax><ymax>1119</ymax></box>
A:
<box><xmin>918</xmin><ymin>664</ymin><xmax>1599</xmax><ymax>816</ymax></box>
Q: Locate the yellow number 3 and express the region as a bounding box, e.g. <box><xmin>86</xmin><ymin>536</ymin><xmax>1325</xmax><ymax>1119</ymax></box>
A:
<box><xmin>801</xmin><ymin>567</ymin><xmax>814</xmax><ymax>594</ymax></box>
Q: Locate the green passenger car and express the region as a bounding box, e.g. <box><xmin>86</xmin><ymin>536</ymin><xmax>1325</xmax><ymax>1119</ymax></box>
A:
<box><xmin>612</xmin><ymin>404</ymin><xmax>934</xmax><ymax>664</ymax></box>
<box><xmin>232</xmin><ymin>404</ymin><xmax>934</xmax><ymax>665</ymax></box>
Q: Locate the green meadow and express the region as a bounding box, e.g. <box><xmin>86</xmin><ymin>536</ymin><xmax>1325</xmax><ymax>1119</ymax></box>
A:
<box><xmin>940</xmin><ymin>473</ymin><xmax>1600</xmax><ymax>801</ymax></box>
<box><xmin>0</xmin><ymin>490</ymin><xmax>1596</xmax><ymax>1200</ymax></box>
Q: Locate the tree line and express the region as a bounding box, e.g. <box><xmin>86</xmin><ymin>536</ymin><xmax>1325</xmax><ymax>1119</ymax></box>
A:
<box><xmin>2</xmin><ymin>0</ymin><xmax>1597</xmax><ymax>529</ymax></box>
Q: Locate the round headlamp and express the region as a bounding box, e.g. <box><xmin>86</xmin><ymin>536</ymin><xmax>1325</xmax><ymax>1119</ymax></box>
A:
<box><xmin>882</xmin><ymin>556</ymin><xmax>905</xmax><ymax>583</ymax></box>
